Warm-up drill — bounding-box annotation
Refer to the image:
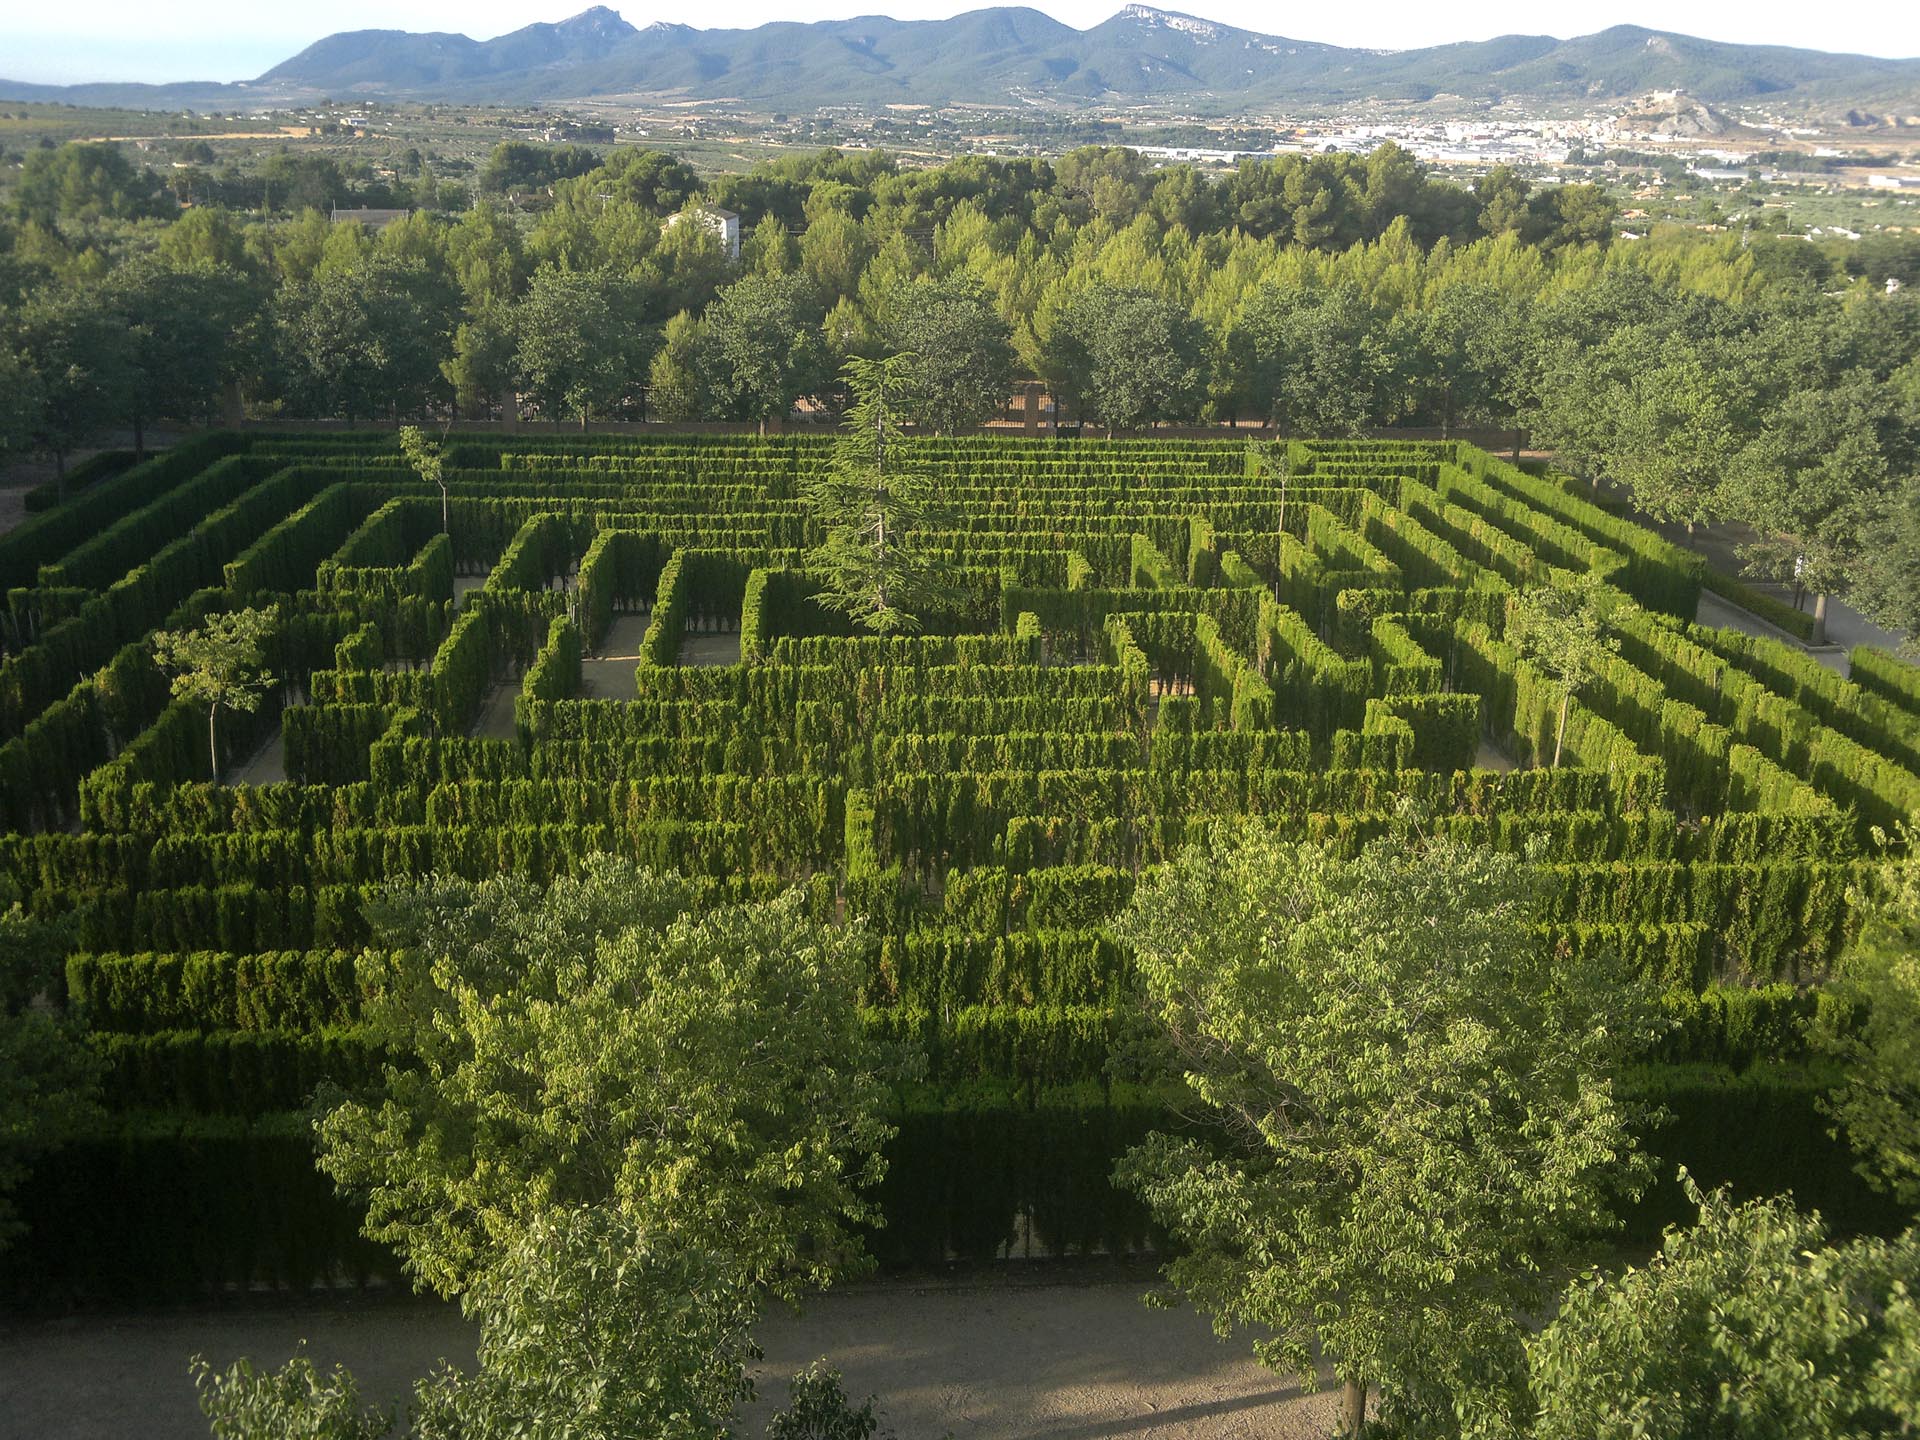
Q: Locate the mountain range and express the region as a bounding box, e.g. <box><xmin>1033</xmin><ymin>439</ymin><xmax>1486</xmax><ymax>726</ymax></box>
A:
<box><xmin>7</xmin><ymin>6</ymin><xmax>1920</xmax><ymax>115</ymax></box>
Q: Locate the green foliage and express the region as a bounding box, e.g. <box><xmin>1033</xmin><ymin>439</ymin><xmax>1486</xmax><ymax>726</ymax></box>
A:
<box><xmin>1521</xmin><ymin>1178</ymin><xmax>1920</xmax><ymax>1440</ymax></box>
<box><xmin>1114</xmin><ymin>821</ymin><xmax>1655</xmax><ymax>1431</ymax></box>
<box><xmin>1820</xmin><ymin>858</ymin><xmax>1920</xmax><ymax>1204</ymax></box>
<box><xmin>192</xmin><ymin>1348</ymin><xmax>394</xmax><ymax>1440</ymax></box>
<box><xmin>805</xmin><ymin>355</ymin><xmax>950</xmax><ymax>634</ymax></box>
<box><xmin>314</xmin><ymin>858</ymin><xmax>898</xmax><ymax>1299</ymax></box>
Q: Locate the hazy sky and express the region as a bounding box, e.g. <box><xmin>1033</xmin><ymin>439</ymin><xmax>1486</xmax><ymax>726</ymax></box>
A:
<box><xmin>7</xmin><ymin>0</ymin><xmax>1919</xmax><ymax>85</ymax></box>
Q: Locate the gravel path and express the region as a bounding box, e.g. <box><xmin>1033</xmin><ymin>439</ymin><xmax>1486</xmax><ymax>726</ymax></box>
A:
<box><xmin>0</xmin><ymin>1274</ymin><xmax>1345</xmax><ymax>1440</ymax></box>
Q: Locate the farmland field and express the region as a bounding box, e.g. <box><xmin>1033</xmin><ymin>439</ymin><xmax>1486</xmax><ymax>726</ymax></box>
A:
<box><xmin>3</xmin><ymin>432</ymin><xmax>1918</xmax><ymax>1294</ymax></box>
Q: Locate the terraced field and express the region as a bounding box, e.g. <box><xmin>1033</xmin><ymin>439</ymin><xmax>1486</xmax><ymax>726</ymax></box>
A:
<box><xmin>4</xmin><ymin>433</ymin><xmax>1918</xmax><ymax>1292</ymax></box>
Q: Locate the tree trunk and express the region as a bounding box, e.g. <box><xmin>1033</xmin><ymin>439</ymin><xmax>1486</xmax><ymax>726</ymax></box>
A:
<box><xmin>54</xmin><ymin>449</ymin><xmax>67</xmax><ymax>503</ymax></box>
<box><xmin>1554</xmin><ymin>688</ymin><xmax>1569</xmax><ymax>769</ymax></box>
<box><xmin>440</xmin><ymin>483</ymin><xmax>450</xmax><ymax>537</ymax></box>
<box><xmin>133</xmin><ymin>413</ymin><xmax>146</xmax><ymax>461</ymax></box>
<box><xmin>1340</xmin><ymin>1378</ymin><xmax>1367</xmax><ymax>1439</ymax></box>
<box><xmin>208</xmin><ymin>703</ymin><xmax>221</xmax><ymax>785</ymax></box>
<box><xmin>1811</xmin><ymin>592</ymin><xmax>1829</xmax><ymax>647</ymax></box>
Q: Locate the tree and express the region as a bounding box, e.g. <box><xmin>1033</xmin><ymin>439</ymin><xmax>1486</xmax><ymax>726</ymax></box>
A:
<box><xmin>1505</xmin><ymin>572</ymin><xmax>1619</xmax><ymax>769</ymax></box>
<box><xmin>1521</xmin><ymin>1179</ymin><xmax>1920</xmax><ymax>1440</ymax></box>
<box><xmin>805</xmin><ymin>353</ymin><xmax>949</xmax><ymax>634</ymax></box>
<box><xmin>193</xmin><ymin>1349</ymin><xmax>394</xmax><ymax>1440</ymax></box>
<box><xmin>1850</xmin><ymin>475</ymin><xmax>1920</xmax><ymax>644</ymax></box>
<box><xmin>398</xmin><ymin>426</ymin><xmax>448</xmax><ymax>535</ymax></box>
<box><xmin>1225</xmin><ymin>283</ymin><xmax>1385</xmax><ymax>434</ymax></box>
<box><xmin>13</xmin><ymin>141</ymin><xmax>169</xmax><ymax>227</ymax></box>
<box><xmin>0</xmin><ymin>346</ymin><xmax>44</xmax><ymax>463</ymax></box>
<box><xmin>510</xmin><ymin>268</ymin><xmax>647</xmax><ymax>428</ymax></box>
<box><xmin>702</xmin><ymin>273</ymin><xmax>830</xmax><ymax>430</ymax></box>
<box><xmin>194</xmin><ymin>1214</ymin><xmax>898</xmax><ymax>1440</ymax></box>
<box><xmin>106</xmin><ymin>258</ymin><xmax>256</xmax><ymax>453</ymax></box>
<box><xmin>313</xmin><ymin>859</ymin><xmax>897</xmax><ymax>1300</ymax></box>
<box><xmin>442</xmin><ymin>306</ymin><xmax>517</xmax><ymax>421</ymax></box>
<box><xmin>884</xmin><ymin>276</ymin><xmax>1015</xmax><ymax>435</ymax></box>
<box><xmin>1387</xmin><ymin>285</ymin><xmax>1527</xmax><ymax>434</ymax></box>
<box><xmin>1113</xmin><ymin>821</ymin><xmax>1648</xmax><ymax>1437</ymax></box>
<box><xmin>275</xmin><ymin>257</ymin><xmax>454</xmax><ymax>422</ymax></box>
<box><xmin>0</xmin><ymin>891</ymin><xmax>98</xmax><ymax>1253</ymax></box>
<box><xmin>648</xmin><ymin>309</ymin><xmax>709</xmax><ymax>421</ymax></box>
<box><xmin>1725</xmin><ymin>369</ymin><xmax>1901</xmax><ymax>644</ymax></box>
<box><xmin>408</xmin><ymin>1206</ymin><xmax>759</xmax><ymax>1440</ymax></box>
<box><xmin>1041</xmin><ymin>283</ymin><xmax>1205</xmax><ymax>431</ymax></box>
<box><xmin>150</xmin><ymin>607</ymin><xmax>279</xmax><ymax>784</ymax></box>
<box><xmin>15</xmin><ymin>284</ymin><xmax>133</xmax><ymax>489</ymax></box>
<box><xmin>1820</xmin><ymin>857</ymin><xmax>1920</xmax><ymax>1204</ymax></box>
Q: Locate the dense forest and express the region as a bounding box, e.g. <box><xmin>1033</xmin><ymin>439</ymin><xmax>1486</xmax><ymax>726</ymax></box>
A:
<box><xmin>1</xmin><ymin>135</ymin><xmax>1917</xmax><ymax>637</ymax></box>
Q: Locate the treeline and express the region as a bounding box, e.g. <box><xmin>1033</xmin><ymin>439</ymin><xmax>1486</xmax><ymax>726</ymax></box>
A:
<box><xmin>2</xmin><ymin>137</ymin><xmax>1917</xmax><ymax>635</ymax></box>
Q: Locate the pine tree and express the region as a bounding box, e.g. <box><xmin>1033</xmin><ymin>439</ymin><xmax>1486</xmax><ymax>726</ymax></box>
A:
<box><xmin>804</xmin><ymin>354</ymin><xmax>950</xmax><ymax>635</ymax></box>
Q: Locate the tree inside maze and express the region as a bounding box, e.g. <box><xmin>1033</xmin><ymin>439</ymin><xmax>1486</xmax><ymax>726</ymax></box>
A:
<box><xmin>804</xmin><ymin>354</ymin><xmax>951</xmax><ymax>635</ymax></box>
<box><xmin>150</xmin><ymin>606</ymin><xmax>279</xmax><ymax>785</ymax></box>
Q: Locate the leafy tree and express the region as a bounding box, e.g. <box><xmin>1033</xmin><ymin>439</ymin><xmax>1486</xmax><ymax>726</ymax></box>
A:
<box><xmin>0</xmin><ymin>882</ymin><xmax>96</xmax><ymax>1253</ymax></box>
<box><xmin>14</xmin><ymin>141</ymin><xmax>169</xmax><ymax>227</ymax></box>
<box><xmin>1113</xmin><ymin>821</ymin><xmax>1649</xmax><ymax>1437</ymax></box>
<box><xmin>1521</xmin><ymin>1179</ymin><xmax>1920</xmax><ymax>1440</ymax></box>
<box><xmin>590</xmin><ymin>148</ymin><xmax>700</xmax><ymax>217</ymax></box>
<box><xmin>442</xmin><ymin>306</ymin><xmax>517</xmax><ymax>421</ymax></box>
<box><xmin>511</xmin><ymin>267</ymin><xmax>648</xmax><ymax>428</ymax></box>
<box><xmin>106</xmin><ymin>258</ymin><xmax>255</xmax><ymax>453</ymax></box>
<box><xmin>884</xmin><ymin>276</ymin><xmax>1015</xmax><ymax>435</ymax></box>
<box><xmin>805</xmin><ymin>353</ymin><xmax>948</xmax><ymax>634</ymax></box>
<box><xmin>0</xmin><ymin>346</ymin><xmax>44</xmax><ymax>463</ymax></box>
<box><xmin>1850</xmin><ymin>475</ymin><xmax>1920</xmax><ymax>644</ymax></box>
<box><xmin>1042</xmin><ymin>283</ymin><xmax>1204</xmax><ymax>431</ymax></box>
<box><xmin>1820</xmin><ymin>857</ymin><xmax>1920</xmax><ymax>1204</ymax></box>
<box><xmin>314</xmin><ymin>859</ymin><xmax>897</xmax><ymax>1300</ymax></box>
<box><xmin>408</xmin><ymin>1206</ymin><xmax>758</xmax><ymax>1440</ymax></box>
<box><xmin>1387</xmin><ymin>284</ymin><xmax>1526</xmax><ymax>434</ymax></box>
<box><xmin>1475</xmin><ymin>165</ymin><xmax>1532</xmax><ymax>238</ymax></box>
<box><xmin>192</xmin><ymin>1349</ymin><xmax>394</xmax><ymax>1440</ymax></box>
<box><xmin>275</xmin><ymin>257</ymin><xmax>454</xmax><ymax>422</ymax></box>
<box><xmin>1725</xmin><ymin>369</ymin><xmax>1902</xmax><ymax>644</ymax></box>
<box><xmin>194</xmin><ymin>1215</ymin><xmax>898</xmax><ymax>1440</ymax></box>
<box><xmin>1505</xmin><ymin>572</ymin><xmax>1620</xmax><ymax>768</ymax></box>
<box><xmin>150</xmin><ymin>607</ymin><xmax>279</xmax><ymax>784</ymax></box>
<box><xmin>398</xmin><ymin>425</ymin><xmax>449</xmax><ymax>535</ymax></box>
<box><xmin>14</xmin><ymin>283</ymin><xmax>133</xmax><ymax>488</ymax></box>
<box><xmin>1225</xmin><ymin>283</ymin><xmax>1384</xmax><ymax>434</ymax></box>
<box><xmin>701</xmin><ymin>273</ymin><xmax>830</xmax><ymax>430</ymax></box>
<box><xmin>648</xmin><ymin>309</ymin><xmax>709</xmax><ymax>421</ymax></box>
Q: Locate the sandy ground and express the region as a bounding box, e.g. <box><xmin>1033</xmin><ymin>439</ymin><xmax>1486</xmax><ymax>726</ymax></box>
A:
<box><xmin>0</xmin><ymin>1273</ymin><xmax>1346</xmax><ymax>1440</ymax></box>
<box><xmin>1473</xmin><ymin>740</ymin><xmax>1516</xmax><ymax>773</ymax></box>
<box><xmin>681</xmin><ymin>630</ymin><xmax>743</xmax><ymax>667</ymax></box>
<box><xmin>227</xmin><ymin>727</ymin><xmax>288</xmax><ymax>787</ymax></box>
<box><xmin>0</xmin><ymin>485</ymin><xmax>27</xmax><ymax>541</ymax></box>
<box><xmin>579</xmin><ymin>612</ymin><xmax>651</xmax><ymax>699</ymax></box>
<box><xmin>470</xmin><ymin>683</ymin><xmax>520</xmax><ymax>740</ymax></box>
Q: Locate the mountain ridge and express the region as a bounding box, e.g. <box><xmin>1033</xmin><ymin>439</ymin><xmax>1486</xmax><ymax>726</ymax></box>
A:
<box><xmin>6</xmin><ymin>6</ymin><xmax>1920</xmax><ymax>114</ymax></box>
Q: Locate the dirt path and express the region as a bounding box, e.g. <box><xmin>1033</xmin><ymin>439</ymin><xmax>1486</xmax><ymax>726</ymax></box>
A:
<box><xmin>228</xmin><ymin>727</ymin><xmax>287</xmax><ymax>786</ymax></box>
<box><xmin>470</xmin><ymin>683</ymin><xmax>519</xmax><ymax>740</ymax></box>
<box><xmin>680</xmin><ymin>630</ymin><xmax>742</xmax><ymax>667</ymax></box>
<box><xmin>0</xmin><ymin>1274</ymin><xmax>1346</xmax><ymax>1440</ymax></box>
<box><xmin>1474</xmin><ymin>740</ymin><xmax>1516</xmax><ymax>773</ymax></box>
<box><xmin>579</xmin><ymin>612</ymin><xmax>651</xmax><ymax>699</ymax></box>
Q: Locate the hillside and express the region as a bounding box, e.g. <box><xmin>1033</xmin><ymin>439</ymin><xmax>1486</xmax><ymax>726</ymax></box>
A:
<box><xmin>5</xmin><ymin>5</ymin><xmax>1920</xmax><ymax>113</ymax></box>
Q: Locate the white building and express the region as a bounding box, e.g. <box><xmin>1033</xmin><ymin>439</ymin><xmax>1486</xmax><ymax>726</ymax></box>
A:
<box><xmin>663</xmin><ymin>206</ymin><xmax>742</xmax><ymax>260</ymax></box>
<box><xmin>1868</xmin><ymin>175</ymin><xmax>1920</xmax><ymax>192</ymax></box>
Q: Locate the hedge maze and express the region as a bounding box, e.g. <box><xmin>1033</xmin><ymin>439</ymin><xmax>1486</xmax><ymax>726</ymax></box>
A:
<box><xmin>5</xmin><ymin>432</ymin><xmax>1919</xmax><ymax>1288</ymax></box>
